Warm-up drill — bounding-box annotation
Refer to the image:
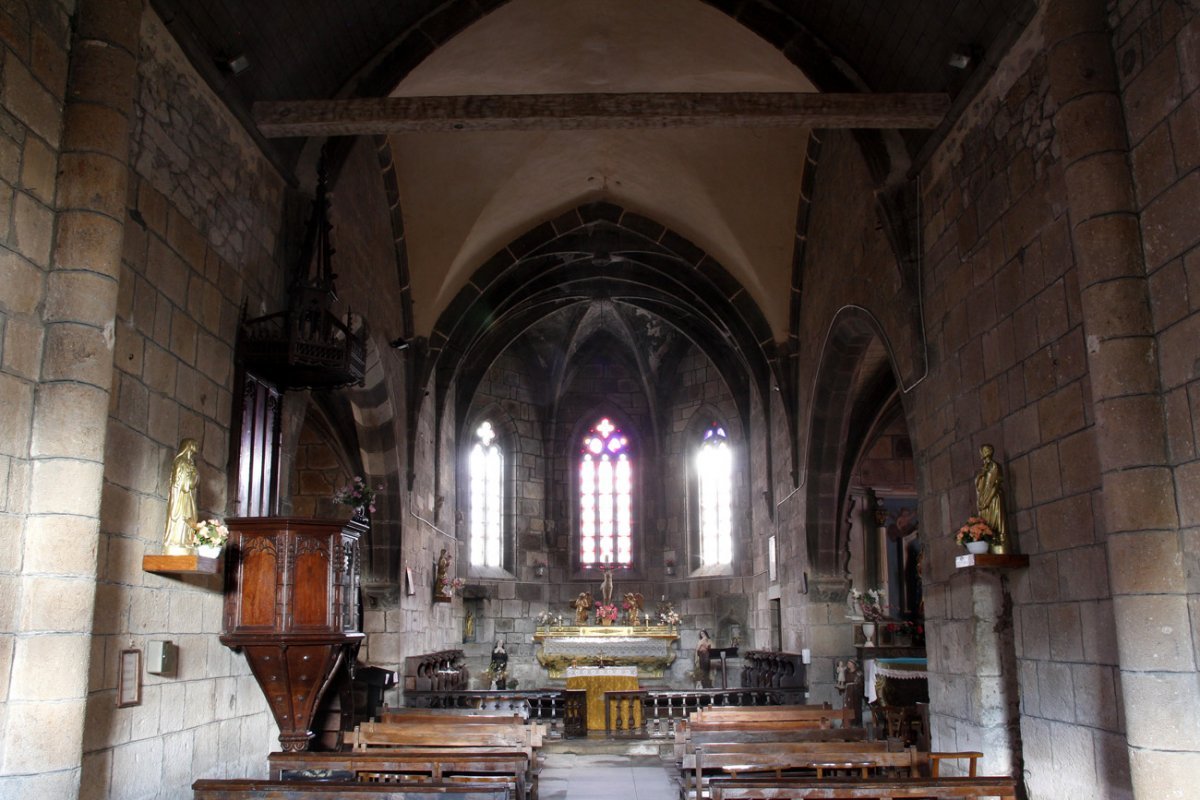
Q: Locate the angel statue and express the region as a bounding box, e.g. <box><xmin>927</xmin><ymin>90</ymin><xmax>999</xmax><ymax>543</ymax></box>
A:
<box><xmin>623</xmin><ymin>592</ymin><xmax>644</xmax><ymax>626</ymax></box>
<box><xmin>572</xmin><ymin>591</ymin><xmax>593</xmax><ymax>625</ymax></box>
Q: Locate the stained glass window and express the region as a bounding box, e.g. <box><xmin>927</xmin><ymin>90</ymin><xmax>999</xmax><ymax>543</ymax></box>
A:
<box><xmin>469</xmin><ymin>420</ymin><xmax>504</xmax><ymax>567</ymax></box>
<box><xmin>579</xmin><ymin>417</ymin><xmax>632</xmax><ymax>567</ymax></box>
<box><xmin>696</xmin><ymin>424</ymin><xmax>732</xmax><ymax>565</ymax></box>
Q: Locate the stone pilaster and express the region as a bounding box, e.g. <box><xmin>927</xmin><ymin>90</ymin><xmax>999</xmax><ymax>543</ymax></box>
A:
<box><xmin>2</xmin><ymin>0</ymin><xmax>143</xmax><ymax>794</ymax></box>
<box><xmin>1044</xmin><ymin>0</ymin><xmax>1199</xmax><ymax>796</ymax></box>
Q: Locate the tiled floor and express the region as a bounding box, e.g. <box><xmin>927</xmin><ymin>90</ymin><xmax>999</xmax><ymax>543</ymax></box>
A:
<box><xmin>538</xmin><ymin>752</ymin><xmax>678</xmax><ymax>800</ymax></box>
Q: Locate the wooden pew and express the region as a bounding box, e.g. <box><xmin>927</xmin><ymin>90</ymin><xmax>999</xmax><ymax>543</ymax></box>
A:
<box><xmin>680</xmin><ymin>741</ymin><xmax>891</xmax><ymax>797</ymax></box>
<box><xmin>378</xmin><ymin>711</ymin><xmax>548</xmax><ymax>747</ymax></box>
<box><xmin>707</xmin><ymin>775</ymin><xmax>1019</xmax><ymax>799</ymax></box>
<box><xmin>193</xmin><ymin>779</ymin><xmax>514</xmax><ymax>799</ymax></box>
<box><xmin>268</xmin><ymin>750</ymin><xmax>530</xmax><ymax>799</ymax></box>
<box><xmin>674</xmin><ymin>707</ymin><xmax>854</xmax><ymax>761</ymax></box>
<box><xmin>351</xmin><ymin>721</ymin><xmax>539</xmax><ymax>759</ymax></box>
<box><xmin>688</xmin><ymin>744</ymin><xmax>918</xmax><ymax>799</ymax></box>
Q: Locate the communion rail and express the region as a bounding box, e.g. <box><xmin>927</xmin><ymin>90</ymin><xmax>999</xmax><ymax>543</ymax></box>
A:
<box><xmin>604</xmin><ymin>688</ymin><xmax>810</xmax><ymax>737</ymax></box>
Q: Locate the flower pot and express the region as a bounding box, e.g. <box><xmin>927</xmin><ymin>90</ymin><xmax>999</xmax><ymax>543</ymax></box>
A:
<box><xmin>601</xmin><ymin>618</ymin><xmax>613</xmax><ymax>626</ymax></box>
<box><xmin>861</xmin><ymin>622</ymin><xmax>876</xmax><ymax>647</ymax></box>
<box><xmin>965</xmin><ymin>540</ymin><xmax>990</xmax><ymax>555</ymax></box>
<box><xmin>197</xmin><ymin>544</ymin><xmax>223</xmax><ymax>559</ymax></box>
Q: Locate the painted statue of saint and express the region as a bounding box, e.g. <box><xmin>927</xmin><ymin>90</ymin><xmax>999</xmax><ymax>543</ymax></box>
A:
<box><xmin>975</xmin><ymin>444</ymin><xmax>1008</xmax><ymax>553</ymax></box>
<box><xmin>163</xmin><ymin>438</ymin><xmax>199</xmax><ymax>553</ymax></box>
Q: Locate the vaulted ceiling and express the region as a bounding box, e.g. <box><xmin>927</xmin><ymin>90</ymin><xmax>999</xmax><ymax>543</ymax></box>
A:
<box><xmin>153</xmin><ymin>0</ymin><xmax>1034</xmax><ymax>341</ymax></box>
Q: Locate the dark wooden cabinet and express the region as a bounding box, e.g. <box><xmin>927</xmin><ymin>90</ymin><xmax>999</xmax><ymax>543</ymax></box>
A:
<box><xmin>220</xmin><ymin>516</ymin><xmax>365</xmax><ymax>752</ymax></box>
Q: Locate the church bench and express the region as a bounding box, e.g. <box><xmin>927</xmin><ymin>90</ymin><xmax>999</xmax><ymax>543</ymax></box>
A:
<box><xmin>268</xmin><ymin>749</ymin><xmax>530</xmax><ymax>799</ymax></box>
<box><xmin>680</xmin><ymin>740</ymin><xmax>889</xmax><ymax>793</ymax></box>
<box><xmin>379</xmin><ymin>711</ymin><xmax>548</xmax><ymax>747</ymax></box>
<box><xmin>674</xmin><ymin>707</ymin><xmax>854</xmax><ymax>761</ymax></box>
<box><xmin>706</xmin><ymin>775</ymin><xmax>1019</xmax><ymax>799</ymax></box>
<box><xmin>192</xmin><ymin>779</ymin><xmax>513</xmax><ymax>799</ymax></box>
<box><xmin>677</xmin><ymin>728</ymin><xmax>871</xmax><ymax>763</ymax></box>
<box><xmin>685</xmin><ymin>744</ymin><xmax>917</xmax><ymax>799</ymax></box>
<box><xmin>351</xmin><ymin>721</ymin><xmax>540</xmax><ymax>759</ymax></box>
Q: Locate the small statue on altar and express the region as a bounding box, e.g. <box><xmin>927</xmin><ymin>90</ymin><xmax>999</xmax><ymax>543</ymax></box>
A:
<box><xmin>572</xmin><ymin>591</ymin><xmax>593</xmax><ymax>625</ymax></box>
<box><xmin>622</xmin><ymin>592</ymin><xmax>644</xmax><ymax>626</ymax></box>
<box><xmin>975</xmin><ymin>443</ymin><xmax>1008</xmax><ymax>553</ymax></box>
<box><xmin>836</xmin><ymin>658</ymin><xmax>864</xmax><ymax>725</ymax></box>
<box><xmin>695</xmin><ymin>629</ymin><xmax>713</xmax><ymax>688</ymax></box>
<box><xmin>600</xmin><ymin>567</ymin><xmax>614</xmax><ymax>605</ymax></box>
<box><xmin>163</xmin><ymin>438</ymin><xmax>200</xmax><ymax>553</ymax></box>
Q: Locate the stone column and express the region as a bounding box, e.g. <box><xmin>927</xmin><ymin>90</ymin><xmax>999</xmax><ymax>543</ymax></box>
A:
<box><xmin>2</xmin><ymin>0</ymin><xmax>142</xmax><ymax>794</ymax></box>
<box><xmin>1044</xmin><ymin>1</ymin><xmax>1199</xmax><ymax>796</ymax></box>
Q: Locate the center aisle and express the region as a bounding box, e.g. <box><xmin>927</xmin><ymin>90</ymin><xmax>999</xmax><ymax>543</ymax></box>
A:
<box><xmin>538</xmin><ymin>752</ymin><xmax>678</xmax><ymax>800</ymax></box>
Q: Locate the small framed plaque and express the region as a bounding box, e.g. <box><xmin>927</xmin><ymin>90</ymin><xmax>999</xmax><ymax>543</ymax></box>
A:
<box><xmin>117</xmin><ymin>649</ymin><xmax>142</xmax><ymax>708</ymax></box>
<box><xmin>768</xmin><ymin>535</ymin><xmax>777</xmax><ymax>582</ymax></box>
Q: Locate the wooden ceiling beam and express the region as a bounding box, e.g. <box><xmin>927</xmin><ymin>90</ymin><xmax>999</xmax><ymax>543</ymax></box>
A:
<box><xmin>253</xmin><ymin>92</ymin><xmax>950</xmax><ymax>137</ymax></box>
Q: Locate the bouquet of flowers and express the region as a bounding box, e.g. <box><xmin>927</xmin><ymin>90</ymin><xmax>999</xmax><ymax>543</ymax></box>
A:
<box><xmin>850</xmin><ymin>587</ymin><xmax>887</xmax><ymax>621</ymax></box>
<box><xmin>332</xmin><ymin>476</ymin><xmax>380</xmax><ymax>515</ymax></box>
<box><xmin>448</xmin><ymin>577</ymin><xmax>465</xmax><ymax>593</ymax></box>
<box><xmin>193</xmin><ymin>518</ymin><xmax>229</xmax><ymax>548</ymax></box>
<box><xmin>535</xmin><ymin>610</ymin><xmax>563</xmax><ymax>626</ymax></box>
<box><xmin>955</xmin><ymin>516</ymin><xmax>995</xmax><ymax>546</ymax></box>
<box><xmin>594</xmin><ymin>602</ymin><xmax>619</xmax><ymax>623</ymax></box>
<box><xmin>659</xmin><ymin>609</ymin><xmax>681</xmax><ymax>626</ymax></box>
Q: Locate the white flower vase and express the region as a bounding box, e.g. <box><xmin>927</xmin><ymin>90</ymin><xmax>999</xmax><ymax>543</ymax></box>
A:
<box><xmin>862</xmin><ymin>622</ymin><xmax>876</xmax><ymax>648</ymax></box>
<box><xmin>965</xmin><ymin>540</ymin><xmax>990</xmax><ymax>555</ymax></box>
<box><xmin>197</xmin><ymin>544</ymin><xmax>223</xmax><ymax>559</ymax></box>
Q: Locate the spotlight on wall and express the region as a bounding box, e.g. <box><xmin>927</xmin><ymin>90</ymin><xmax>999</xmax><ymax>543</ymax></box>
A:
<box><xmin>222</xmin><ymin>53</ymin><xmax>251</xmax><ymax>75</ymax></box>
<box><xmin>389</xmin><ymin>337</ymin><xmax>409</xmax><ymax>350</ymax></box>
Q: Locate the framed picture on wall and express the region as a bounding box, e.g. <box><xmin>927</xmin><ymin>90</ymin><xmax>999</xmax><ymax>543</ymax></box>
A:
<box><xmin>117</xmin><ymin>649</ymin><xmax>141</xmax><ymax>707</ymax></box>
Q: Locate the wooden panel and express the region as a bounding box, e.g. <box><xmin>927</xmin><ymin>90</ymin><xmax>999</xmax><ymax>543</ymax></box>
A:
<box><xmin>240</xmin><ymin>541</ymin><xmax>279</xmax><ymax>628</ymax></box>
<box><xmin>293</xmin><ymin>545</ymin><xmax>330</xmax><ymax>628</ymax></box>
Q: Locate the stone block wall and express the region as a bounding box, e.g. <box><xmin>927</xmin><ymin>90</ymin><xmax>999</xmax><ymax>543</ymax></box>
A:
<box><xmin>80</xmin><ymin>8</ymin><xmax>289</xmax><ymax>799</ymax></box>
<box><xmin>913</xmin><ymin>7</ymin><xmax>1128</xmax><ymax>793</ymax></box>
<box><xmin>0</xmin><ymin>1</ymin><xmax>80</xmax><ymax>795</ymax></box>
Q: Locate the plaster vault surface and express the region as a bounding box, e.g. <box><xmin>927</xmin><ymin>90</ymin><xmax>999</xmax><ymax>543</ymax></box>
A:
<box><xmin>386</xmin><ymin>0</ymin><xmax>816</xmax><ymax>338</ymax></box>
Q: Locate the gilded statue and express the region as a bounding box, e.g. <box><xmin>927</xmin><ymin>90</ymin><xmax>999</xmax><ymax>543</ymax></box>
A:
<box><xmin>434</xmin><ymin>548</ymin><xmax>451</xmax><ymax>597</ymax></box>
<box><xmin>623</xmin><ymin>592</ymin><xmax>644</xmax><ymax>626</ymax></box>
<box><xmin>572</xmin><ymin>591</ymin><xmax>593</xmax><ymax>625</ymax></box>
<box><xmin>975</xmin><ymin>443</ymin><xmax>1008</xmax><ymax>553</ymax></box>
<box><xmin>163</xmin><ymin>438</ymin><xmax>200</xmax><ymax>553</ymax></box>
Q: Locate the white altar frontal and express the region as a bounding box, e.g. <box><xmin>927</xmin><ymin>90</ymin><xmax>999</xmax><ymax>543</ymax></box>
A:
<box><xmin>534</xmin><ymin>625</ymin><xmax>679</xmax><ymax>678</ymax></box>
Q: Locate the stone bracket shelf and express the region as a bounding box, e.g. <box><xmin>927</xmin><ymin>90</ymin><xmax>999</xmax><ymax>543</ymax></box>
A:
<box><xmin>955</xmin><ymin>553</ymin><xmax>1029</xmax><ymax>570</ymax></box>
<box><xmin>142</xmin><ymin>554</ymin><xmax>221</xmax><ymax>575</ymax></box>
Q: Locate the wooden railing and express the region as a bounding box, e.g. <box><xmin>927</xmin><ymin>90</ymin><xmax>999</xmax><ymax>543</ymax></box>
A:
<box><xmin>603</xmin><ymin>688</ymin><xmax>810</xmax><ymax>738</ymax></box>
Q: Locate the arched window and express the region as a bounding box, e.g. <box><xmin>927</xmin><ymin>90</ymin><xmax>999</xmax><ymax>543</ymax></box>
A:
<box><xmin>696</xmin><ymin>424</ymin><xmax>733</xmax><ymax>565</ymax></box>
<box><xmin>469</xmin><ymin>420</ymin><xmax>504</xmax><ymax>567</ymax></box>
<box><xmin>578</xmin><ymin>417</ymin><xmax>633</xmax><ymax>567</ymax></box>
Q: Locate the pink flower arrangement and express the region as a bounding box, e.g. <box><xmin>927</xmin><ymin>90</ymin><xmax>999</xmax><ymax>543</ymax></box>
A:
<box><xmin>594</xmin><ymin>602</ymin><xmax>619</xmax><ymax>623</ymax></box>
<box><xmin>955</xmin><ymin>516</ymin><xmax>994</xmax><ymax>546</ymax></box>
<box><xmin>333</xmin><ymin>476</ymin><xmax>380</xmax><ymax>515</ymax></box>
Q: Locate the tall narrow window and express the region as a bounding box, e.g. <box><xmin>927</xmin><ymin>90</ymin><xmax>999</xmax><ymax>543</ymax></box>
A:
<box><xmin>696</xmin><ymin>424</ymin><xmax>732</xmax><ymax>565</ymax></box>
<box><xmin>469</xmin><ymin>420</ymin><xmax>504</xmax><ymax>567</ymax></box>
<box><xmin>579</xmin><ymin>417</ymin><xmax>633</xmax><ymax>567</ymax></box>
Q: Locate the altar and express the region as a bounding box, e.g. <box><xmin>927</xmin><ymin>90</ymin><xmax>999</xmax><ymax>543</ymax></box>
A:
<box><xmin>565</xmin><ymin>666</ymin><xmax>640</xmax><ymax>732</ymax></box>
<box><xmin>533</xmin><ymin>625</ymin><xmax>679</xmax><ymax>678</ymax></box>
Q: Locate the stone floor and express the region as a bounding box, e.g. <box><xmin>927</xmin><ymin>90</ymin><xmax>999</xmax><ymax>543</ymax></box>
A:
<box><xmin>538</xmin><ymin>752</ymin><xmax>678</xmax><ymax>800</ymax></box>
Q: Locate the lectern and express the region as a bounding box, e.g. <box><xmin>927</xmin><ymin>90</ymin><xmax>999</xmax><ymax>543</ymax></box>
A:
<box><xmin>220</xmin><ymin>516</ymin><xmax>365</xmax><ymax>751</ymax></box>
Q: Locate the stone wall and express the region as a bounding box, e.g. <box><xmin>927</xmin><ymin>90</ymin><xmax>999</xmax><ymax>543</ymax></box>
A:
<box><xmin>81</xmin><ymin>8</ymin><xmax>288</xmax><ymax>798</ymax></box>
<box><xmin>0</xmin><ymin>0</ymin><xmax>80</xmax><ymax>795</ymax></box>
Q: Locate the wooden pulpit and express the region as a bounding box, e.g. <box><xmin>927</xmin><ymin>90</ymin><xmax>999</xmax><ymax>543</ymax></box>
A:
<box><xmin>220</xmin><ymin>516</ymin><xmax>365</xmax><ymax>752</ymax></box>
